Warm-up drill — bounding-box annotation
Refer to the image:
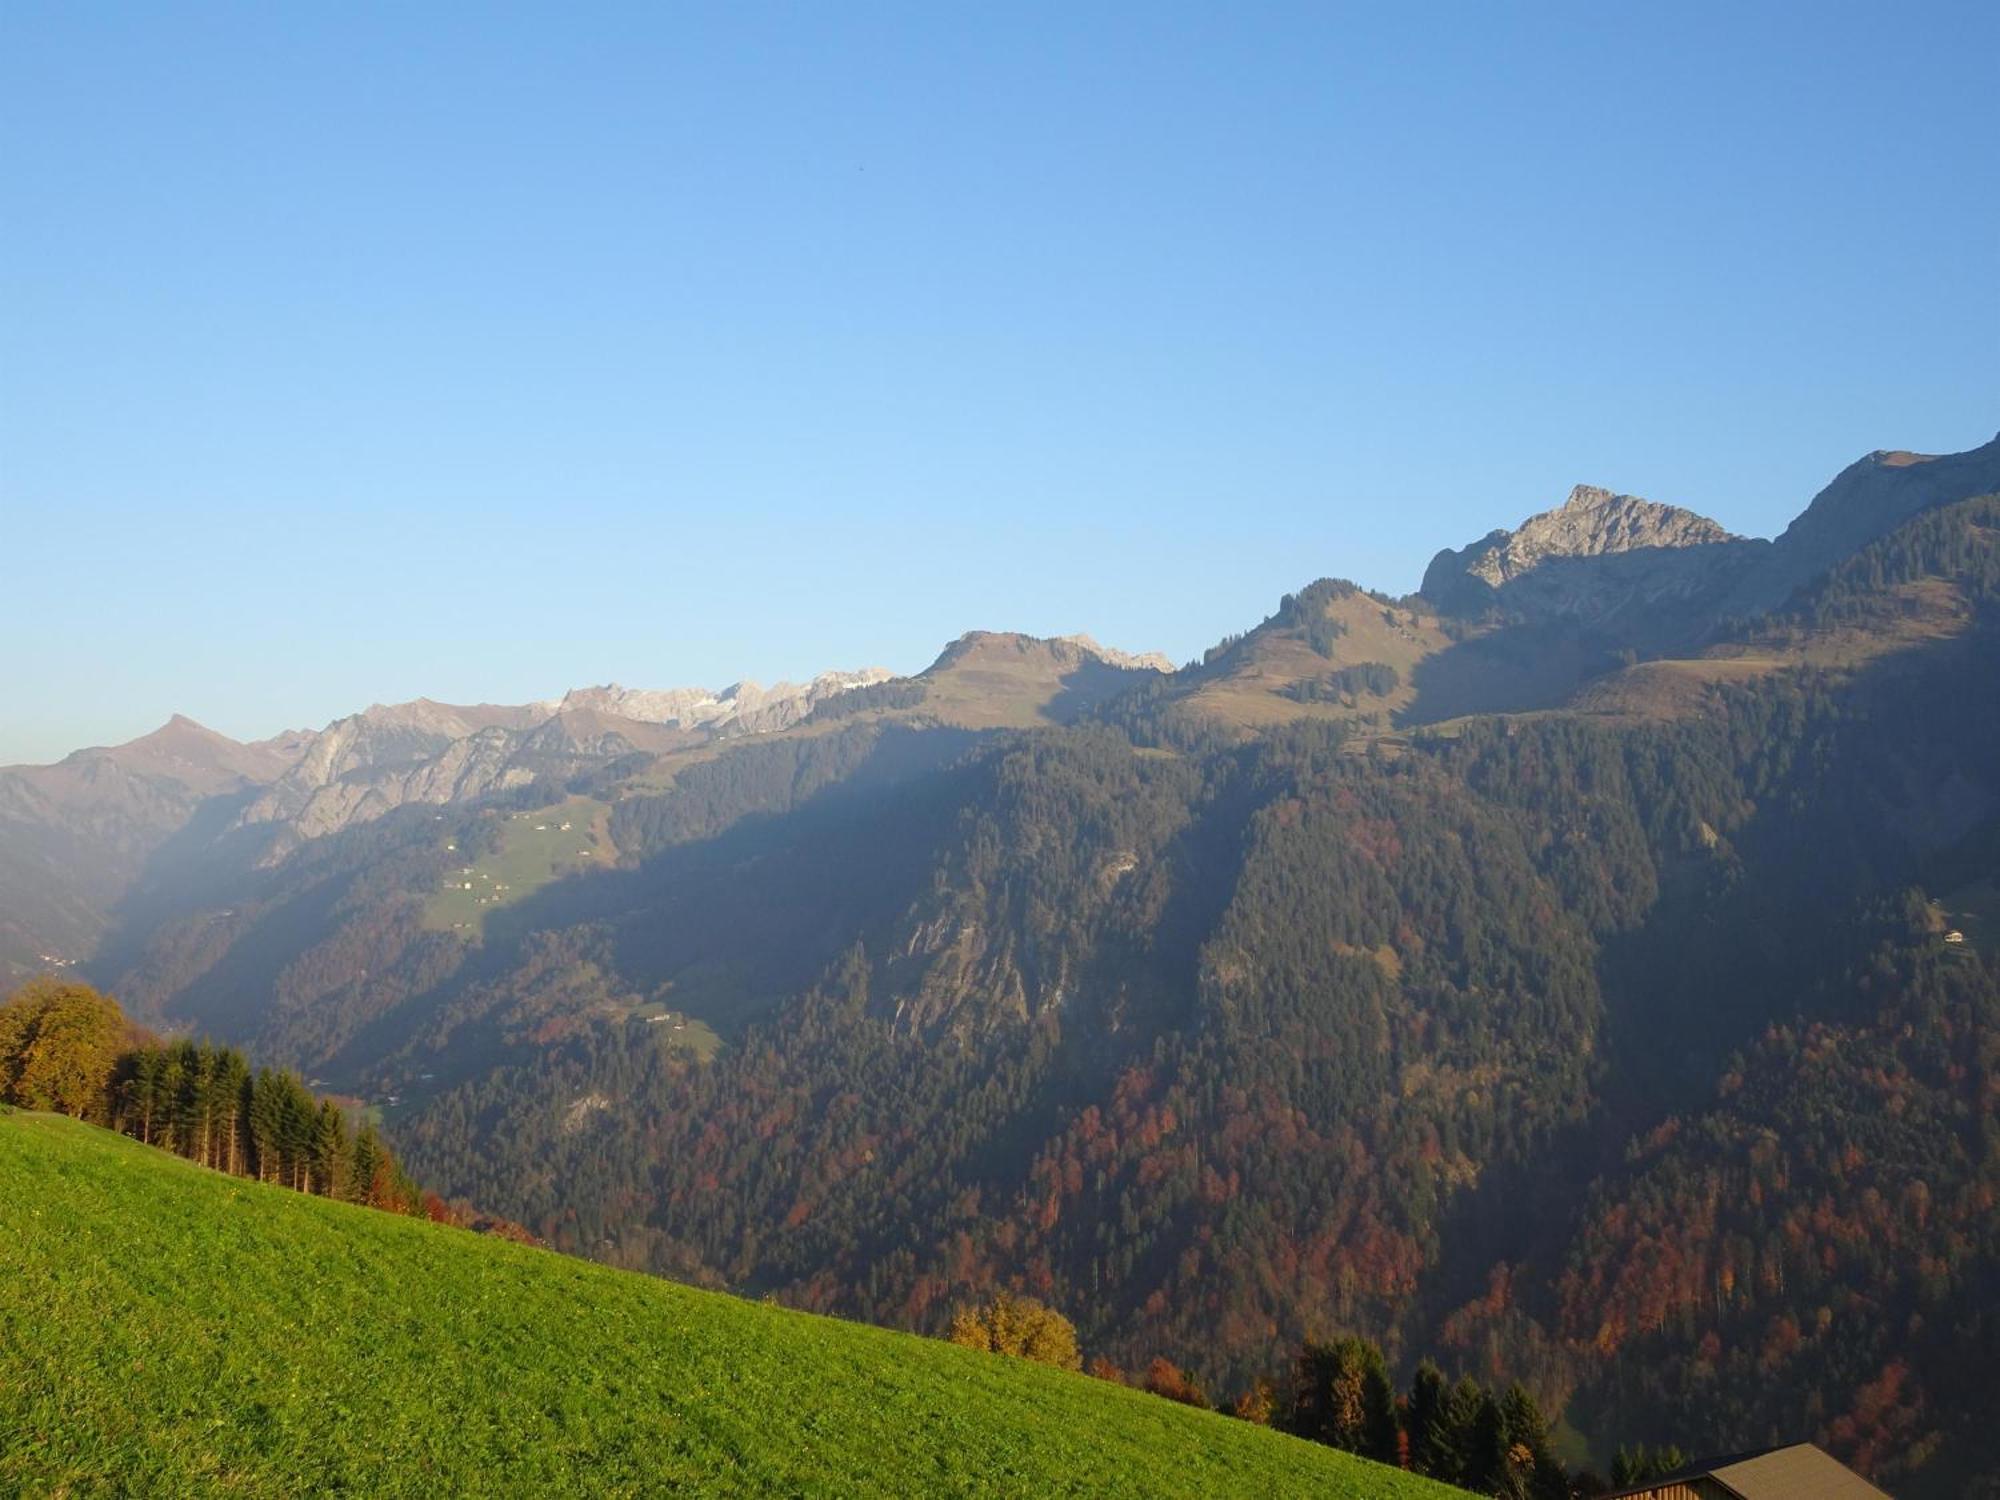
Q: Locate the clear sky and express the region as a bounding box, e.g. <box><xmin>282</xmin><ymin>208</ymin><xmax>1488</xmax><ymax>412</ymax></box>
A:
<box><xmin>4</xmin><ymin>3</ymin><xmax>1996</xmax><ymax>763</ymax></box>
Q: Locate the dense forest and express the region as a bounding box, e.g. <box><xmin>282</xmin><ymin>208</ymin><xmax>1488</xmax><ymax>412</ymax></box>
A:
<box><xmin>386</xmin><ymin>630</ymin><xmax>1998</xmax><ymax>1492</ymax></box>
<box><xmin>43</xmin><ymin>477</ymin><xmax>2000</xmax><ymax>1494</ymax></box>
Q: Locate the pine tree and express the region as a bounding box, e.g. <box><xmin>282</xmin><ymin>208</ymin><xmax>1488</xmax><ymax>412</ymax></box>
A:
<box><xmin>165</xmin><ymin>1039</ymin><xmax>201</xmax><ymax>1160</ymax></box>
<box><xmin>350</xmin><ymin>1125</ymin><xmax>385</xmax><ymax>1206</ymax></box>
<box><xmin>1406</xmin><ymin>1362</ymin><xmax>1457</xmax><ymax>1480</ymax></box>
<box><xmin>249</xmin><ymin>1068</ymin><xmax>286</xmax><ymax>1183</ymax></box>
<box><xmin>277</xmin><ymin>1074</ymin><xmax>315</xmax><ymax>1191</ymax></box>
<box><xmin>191</xmin><ymin>1044</ymin><xmax>221</xmax><ymax>1168</ymax></box>
<box><xmin>1287</xmin><ymin>1337</ymin><xmax>1398</xmax><ymax>1462</ymax></box>
<box><xmin>1498</xmin><ymin>1383</ymin><xmax>1568</xmax><ymax>1500</ymax></box>
<box><xmin>119</xmin><ymin>1048</ymin><xmax>164</xmax><ymax>1144</ymax></box>
<box><xmin>1463</xmin><ymin>1390</ymin><xmax>1514</xmax><ymax>1498</ymax></box>
<box><xmin>1438</xmin><ymin>1376</ymin><xmax>1486</xmax><ymax>1487</ymax></box>
<box><xmin>214</xmin><ymin>1050</ymin><xmax>250</xmax><ymax>1176</ymax></box>
<box><xmin>310</xmin><ymin>1100</ymin><xmax>349</xmax><ymax>1198</ymax></box>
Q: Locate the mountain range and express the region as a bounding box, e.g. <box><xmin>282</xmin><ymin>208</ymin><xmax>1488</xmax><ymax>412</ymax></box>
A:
<box><xmin>7</xmin><ymin>426</ymin><xmax>2000</xmax><ymax>1494</ymax></box>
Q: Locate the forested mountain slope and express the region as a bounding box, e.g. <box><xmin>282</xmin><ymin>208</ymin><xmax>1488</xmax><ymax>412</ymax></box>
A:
<box><xmin>0</xmin><ymin>1111</ymin><xmax>1454</xmax><ymax>1498</ymax></box>
<box><xmin>14</xmin><ymin>429</ymin><xmax>2000</xmax><ymax>1495</ymax></box>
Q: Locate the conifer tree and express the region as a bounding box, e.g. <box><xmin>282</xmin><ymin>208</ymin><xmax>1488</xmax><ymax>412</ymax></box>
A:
<box><xmin>310</xmin><ymin>1099</ymin><xmax>349</xmax><ymax>1198</ymax></box>
<box><xmin>249</xmin><ymin>1068</ymin><xmax>286</xmax><ymax>1183</ymax></box>
<box><xmin>1462</xmin><ymin>1391</ymin><xmax>1513</xmax><ymax>1498</ymax></box>
<box><xmin>156</xmin><ymin>1043</ymin><xmax>186</xmax><ymax>1155</ymax></box>
<box><xmin>350</xmin><ymin>1125</ymin><xmax>387</xmax><ymax>1206</ymax></box>
<box><xmin>1405</xmin><ymin>1361</ymin><xmax>1458</xmax><ymax>1481</ymax></box>
<box><xmin>191</xmin><ymin>1044</ymin><xmax>222</xmax><ymax>1168</ymax></box>
<box><xmin>1498</xmin><ymin>1383</ymin><xmax>1568</xmax><ymax>1500</ymax></box>
<box><xmin>118</xmin><ymin>1047</ymin><xmax>165</xmax><ymax>1145</ymax></box>
<box><xmin>277</xmin><ymin>1074</ymin><xmax>315</xmax><ymax>1191</ymax></box>
<box><xmin>1287</xmin><ymin>1337</ymin><xmax>1398</xmax><ymax>1462</ymax></box>
<box><xmin>214</xmin><ymin>1050</ymin><xmax>250</xmax><ymax>1176</ymax></box>
<box><xmin>1444</xmin><ymin>1377</ymin><xmax>1486</xmax><ymax>1472</ymax></box>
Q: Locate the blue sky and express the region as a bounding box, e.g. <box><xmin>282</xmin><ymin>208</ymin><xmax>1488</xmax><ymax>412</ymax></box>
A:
<box><xmin>4</xmin><ymin>3</ymin><xmax>1996</xmax><ymax>763</ymax></box>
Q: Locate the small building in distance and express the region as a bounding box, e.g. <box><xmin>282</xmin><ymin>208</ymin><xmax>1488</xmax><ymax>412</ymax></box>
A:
<box><xmin>1603</xmin><ymin>1442</ymin><xmax>1891</xmax><ymax>1499</ymax></box>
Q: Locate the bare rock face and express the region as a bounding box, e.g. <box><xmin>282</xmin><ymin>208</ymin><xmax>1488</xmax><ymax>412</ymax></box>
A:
<box><xmin>1424</xmin><ymin>432</ymin><xmax>2000</xmax><ymax>633</ymax></box>
<box><xmin>1049</xmin><ymin>635</ymin><xmax>1177</xmax><ymax>674</ymax></box>
<box><xmin>239</xmin><ymin>723</ymin><xmax>545</xmax><ymax>846</ymax></box>
<box><xmin>1421</xmin><ymin>485</ymin><xmax>1767</xmax><ymax>632</ymax></box>
<box><xmin>556</xmin><ymin>669</ymin><xmax>895</xmax><ymax>736</ymax></box>
<box><xmin>232</xmin><ymin>669</ymin><xmax>898</xmax><ymax>848</ymax></box>
<box><xmin>1458</xmin><ymin>486</ymin><xmax>1741</xmax><ymax>587</ymax></box>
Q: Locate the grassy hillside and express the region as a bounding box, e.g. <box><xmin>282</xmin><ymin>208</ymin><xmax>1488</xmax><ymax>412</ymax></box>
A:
<box><xmin>422</xmin><ymin>796</ymin><xmax>613</xmax><ymax>936</ymax></box>
<box><xmin>0</xmin><ymin>1112</ymin><xmax>1456</xmax><ymax>1498</ymax></box>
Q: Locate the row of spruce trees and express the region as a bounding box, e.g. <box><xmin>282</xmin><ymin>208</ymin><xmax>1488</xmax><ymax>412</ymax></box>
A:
<box><xmin>115</xmin><ymin>1038</ymin><xmax>420</xmax><ymax>1209</ymax></box>
<box><xmin>0</xmin><ymin>977</ymin><xmax>422</xmax><ymax>1214</ymax></box>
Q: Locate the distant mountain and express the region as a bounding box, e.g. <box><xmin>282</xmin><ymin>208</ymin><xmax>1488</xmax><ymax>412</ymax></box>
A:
<box><xmin>9</xmin><ymin>425</ymin><xmax>2000</xmax><ymax>1493</ymax></box>
<box><xmin>907</xmin><ymin>631</ymin><xmax>1173</xmax><ymax>728</ymax></box>
<box><xmin>0</xmin><ymin>716</ymin><xmax>311</xmax><ymax>979</ymax></box>
<box><xmin>0</xmin><ymin>641</ymin><xmax>1170</xmax><ymax>978</ymax></box>
<box><xmin>82</xmin><ymin>713</ymin><xmax>307</xmax><ymax>790</ymax></box>
<box><xmin>1420</xmin><ymin>484</ymin><xmax>1766</xmax><ymax>635</ymax></box>
<box><xmin>552</xmin><ymin>669</ymin><xmax>896</xmax><ymax>734</ymax></box>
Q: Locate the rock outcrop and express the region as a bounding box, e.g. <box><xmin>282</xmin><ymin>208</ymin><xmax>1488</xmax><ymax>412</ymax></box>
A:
<box><xmin>1425</xmin><ymin>433</ymin><xmax>2000</xmax><ymax>634</ymax></box>
<box><xmin>554</xmin><ymin>669</ymin><xmax>895</xmax><ymax>736</ymax></box>
<box><xmin>232</xmin><ymin>669</ymin><xmax>898</xmax><ymax>846</ymax></box>
<box><xmin>1421</xmin><ymin>484</ymin><xmax>1767</xmax><ymax>635</ymax></box>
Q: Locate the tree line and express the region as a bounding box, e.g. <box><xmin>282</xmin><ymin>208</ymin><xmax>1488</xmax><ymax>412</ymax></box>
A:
<box><xmin>1</xmin><ymin>976</ymin><xmax>422</xmax><ymax>1215</ymax></box>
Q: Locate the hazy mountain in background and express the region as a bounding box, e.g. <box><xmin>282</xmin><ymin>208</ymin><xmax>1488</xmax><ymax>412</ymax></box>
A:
<box><xmin>0</xmin><ymin>635</ymin><xmax>1178</xmax><ymax>979</ymax></box>
<box><xmin>7</xmin><ymin>427</ymin><xmax>2000</xmax><ymax>1493</ymax></box>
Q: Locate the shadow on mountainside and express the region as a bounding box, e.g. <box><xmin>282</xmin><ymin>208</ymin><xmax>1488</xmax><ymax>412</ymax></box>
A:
<box><xmin>310</xmin><ymin>725</ymin><xmax>991</xmax><ymax>1089</ymax></box>
<box><xmin>1394</xmin><ymin>621</ymin><xmax>1622</xmax><ymax>727</ymax></box>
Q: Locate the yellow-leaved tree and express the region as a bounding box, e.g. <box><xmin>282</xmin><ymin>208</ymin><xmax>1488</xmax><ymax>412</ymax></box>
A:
<box><xmin>946</xmin><ymin>1292</ymin><xmax>1082</xmax><ymax>1370</ymax></box>
<box><xmin>0</xmin><ymin>977</ymin><xmax>127</xmax><ymax>1119</ymax></box>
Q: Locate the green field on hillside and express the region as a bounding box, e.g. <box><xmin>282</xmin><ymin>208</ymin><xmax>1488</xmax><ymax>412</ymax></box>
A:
<box><xmin>0</xmin><ymin>1111</ymin><xmax>1457</xmax><ymax>1498</ymax></box>
<box><xmin>422</xmin><ymin>796</ymin><xmax>612</xmax><ymax>936</ymax></box>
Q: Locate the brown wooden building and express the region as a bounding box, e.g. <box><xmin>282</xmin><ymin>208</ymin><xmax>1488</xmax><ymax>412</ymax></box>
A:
<box><xmin>1602</xmin><ymin>1442</ymin><xmax>1891</xmax><ymax>1499</ymax></box>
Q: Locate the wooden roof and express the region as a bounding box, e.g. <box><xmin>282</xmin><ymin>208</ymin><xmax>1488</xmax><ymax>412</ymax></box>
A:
<box><xmin>1605</xmin><ymin>1442</ymin><xmax>1893</xmax><ymax>1500</ymax></box>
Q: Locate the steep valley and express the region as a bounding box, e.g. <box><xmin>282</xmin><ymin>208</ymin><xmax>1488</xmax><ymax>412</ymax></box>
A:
<box><xmin>7</xmin><ymin>429</ymin><xmax>2000</xmax><ymax>1494</ymax></box>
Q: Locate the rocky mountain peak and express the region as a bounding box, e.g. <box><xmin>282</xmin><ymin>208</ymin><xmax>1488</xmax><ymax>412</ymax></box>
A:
<box><xmin>1051</xmin><ymin>634</ymin><xmax>1177</xmax><ymax>674</ymax></box>
<box><xmin>556</xmin><ymin>669</ymin><xmax>893</xmax><ymax>734</ymax></box>
<box><xmin>1420</xmin><ymin>484</ymin><xmax>1763</xmax><ymax>633</ymax></box>
<box><xmin>73</xmin><ymin>713</ymin><xmax>302</xmax><ymax>790</ymax></box>
<box><xmin>1458</xmin><ymin>485</ymin><xmax>1742</xmax><ymax>590</ymax></box>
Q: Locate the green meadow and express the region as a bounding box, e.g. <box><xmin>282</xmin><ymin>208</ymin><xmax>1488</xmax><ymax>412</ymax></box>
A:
<box><xmin>0</xmin><ymin>1111</ymin><xmax>1459</xmax><ymax>1498</ymax></box>
<box><xmin>422</xmin><ymin>796</ymin><xmax>612</xmax><ymax>936</ymax></box>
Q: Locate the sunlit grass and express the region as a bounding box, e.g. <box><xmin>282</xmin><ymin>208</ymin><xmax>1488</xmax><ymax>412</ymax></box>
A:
<box><xmin>0</xmin><ymin>1111</ymin><xmax>1459</xmax><ymax>1497</ymax></box>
